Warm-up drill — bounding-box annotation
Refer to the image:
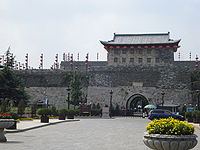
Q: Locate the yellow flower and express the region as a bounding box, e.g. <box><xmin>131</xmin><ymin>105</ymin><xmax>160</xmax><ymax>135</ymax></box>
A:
<box><xmin>146</xmin><ymin>117</ymin><xmax>194</xmax><ymax>135</ymax></box>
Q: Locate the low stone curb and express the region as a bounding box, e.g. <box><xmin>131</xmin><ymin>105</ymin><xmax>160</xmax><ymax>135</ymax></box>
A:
<box><xmin>5</xmin><ymin>119</ymin><xmax>80</xmax><ymax>133</ymax></box>
<box><xmin>192</xmin><ymin>124</ymin><xmax>200</xmax><ymax>130</ymax></box>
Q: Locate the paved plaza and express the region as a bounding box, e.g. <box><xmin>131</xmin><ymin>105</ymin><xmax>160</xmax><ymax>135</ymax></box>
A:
<box><xmin>1</xmin><ymin>118</ymin><xmax>200</xmax><ymax>150</ymax></box>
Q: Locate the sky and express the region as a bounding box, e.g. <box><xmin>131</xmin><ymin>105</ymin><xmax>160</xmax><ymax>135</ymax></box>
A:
<box><xmin>0</xmin><ymin>0</ymin><xmax>200</xmax><ymax>69</ymax></box>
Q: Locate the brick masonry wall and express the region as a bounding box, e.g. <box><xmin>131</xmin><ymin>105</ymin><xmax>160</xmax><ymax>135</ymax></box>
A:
<box><xmin>87</xmin><ymin>86</ymin><xmax>191</xmax><ymax>108</ymax></box>
<box><xmin>15</xmin><ymin>61</ymin><xmax>196</xmax><ymax>109</ymax></box>
<box><xmin>107</xmin><ymin>48</ymin><xmax>174</xmax><ymax>66</ymax></box>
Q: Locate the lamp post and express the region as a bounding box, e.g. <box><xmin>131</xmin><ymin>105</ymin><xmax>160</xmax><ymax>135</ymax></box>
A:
<box><xmin>45</xmin><ymin>95</ymin><xmax>48</xmax><ymax>108</ymax></box>
<box><xmin>195</xmin><ymin>90</ymin><xmax>200</xmax><ymax>111</ymax></box>
<box><xmin>66</xmin><ymin>87</ymin><xmax>71</xmax><ymax>109</ymax></box>
<box><xmin>161</xmin><ymin>91</ymin><xmax>165</xmax><ymax>106</ymax></box>
<box><xmin>109</xmin><ymin>90</ymin><xmax>113</xmax><ymax>117</ymax></box>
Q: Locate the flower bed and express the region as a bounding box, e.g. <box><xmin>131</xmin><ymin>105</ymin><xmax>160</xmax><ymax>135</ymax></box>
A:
<box><xmin>0</xmin><ymin>113</ymin><xmax>12</xmax><ymax>119</ymax></box>
<box><xmin>146</xmin><ymin>117</ymin><xmax>194</xmax><ymax>135</ymax></box>
<box><xmin>19</xmin><ymin>118</ymin><xmax>33</xmax><ymax>121</ymax></box>
<box><xmin>143</xmin><ymin>117</ymin><xmax>197</xmax><ymax>150</ymax></box>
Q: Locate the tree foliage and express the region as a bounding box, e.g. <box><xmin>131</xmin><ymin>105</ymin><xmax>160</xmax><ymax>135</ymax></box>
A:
<box><xmin>63</xmin><ymin>71</ymin><xmax>84</xmax><ymax>108</ymax></box>
<box><xmin>17</xmin><ymin>99</ymin><xmax>26</xmax><ymax>116</ymax></box>
<box><xmin>70</xmin><ymin>71</ymin><xmax>83</xmax><ymax>108</ymax></box>
<box><xmin>0</xmin><ymin>49</ymin><xmax>29</xmax><ymax>106</ymax></box>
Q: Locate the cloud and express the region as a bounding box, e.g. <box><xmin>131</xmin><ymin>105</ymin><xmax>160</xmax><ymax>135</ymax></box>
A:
<box><xmin>0</xmin><ymin>0</ymin><xmax>200</xmax><ymax>68</ymax></box>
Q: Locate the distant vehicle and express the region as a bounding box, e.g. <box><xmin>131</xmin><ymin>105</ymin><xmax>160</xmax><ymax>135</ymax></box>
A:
<box><xmin>148</xmin><ymin>109</ymin><xmax>185</xmax><ymax>121</ymax></box>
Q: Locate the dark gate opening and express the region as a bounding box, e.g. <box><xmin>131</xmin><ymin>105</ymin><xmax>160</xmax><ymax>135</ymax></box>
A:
<box><xmin>126</xmin><ymin>94</ymin><xmax>149</xmax><ymax>116</ymax></box>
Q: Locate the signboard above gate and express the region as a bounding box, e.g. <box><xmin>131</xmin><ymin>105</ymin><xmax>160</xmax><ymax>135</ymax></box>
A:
<box><xmin>132</xmin><ymin>82</ymin><xmax>143</xmax><ymax>87</ymax></box>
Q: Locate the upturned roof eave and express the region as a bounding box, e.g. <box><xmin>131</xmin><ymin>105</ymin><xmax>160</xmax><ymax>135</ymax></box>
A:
<box><xmin>100</xmin><ymin>39</ymin><xmax>181</xmax><ymax>46</ymax></box>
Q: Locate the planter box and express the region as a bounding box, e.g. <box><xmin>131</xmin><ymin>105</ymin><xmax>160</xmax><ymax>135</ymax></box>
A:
<box><xmin>143</xmin><ymin>133</ymin><xmax>198</xmax><ymax>150</ymax></box>
<box><xmin>6</xmin><ymin>120</ymin><xmax>17</xmax><ymax>129</ymax></box>
<box><xmin>59</xmin><ymin>115</ymin><xmax>66</xmax><ymax>120</ymax></box>
<box><xmin>41</xmin><ymin>116</ymin><xmax>49</xmax><ymax>123</ymax></box>
<box><xmin>0</xmin><ymin>119</ymin><xmax>14</xmax><ymax>142</ymax></box>
<box><xmin>67</xmin><ymin>115</ymin><xmax>74</xmax><ymax>119</ymax></box>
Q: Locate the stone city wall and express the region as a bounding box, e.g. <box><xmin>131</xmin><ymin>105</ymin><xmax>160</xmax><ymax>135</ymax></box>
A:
<box><xmin>87</xmin><ymin>86</ymin><xmax>191</xmax><ymax>108</ymax></box>
<box><xmin>15</xmin><ymin>61</ymin><xmax>196</xmax><ymax>109</ymax></box>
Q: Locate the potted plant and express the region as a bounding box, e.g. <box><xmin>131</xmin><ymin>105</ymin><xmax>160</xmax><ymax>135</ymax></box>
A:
<box><xmin>58</xmin><ymin>109</ymin><xmax>67</xmax><ymax>120</ymax></box>
<box><xmin>6</xmin><ymin>112</ymin><xmax>19</xmax><ymax>130</ymax></box>
<box><xmin>0</xmin><ymin>113</ymin><xmax>15</xmax><ymax>142</ymax></box>
<box><xmin>66</xmin><ymin>109</ymin><xmax>75</xmax><ymax>119</ymax></box>
<box><xmin>37</xmin><ymin>108</ymin><xmax>51</xmax><ymax>123</ymax></box>
<box><xmin>143</xmin><ymin>117</ymin><xmax>198</xmax><ymax>150</ymax></box>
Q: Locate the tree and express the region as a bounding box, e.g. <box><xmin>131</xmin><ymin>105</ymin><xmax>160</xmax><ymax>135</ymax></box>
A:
<box><xmin>0</xmin><ymin>49</ymin><xmax>29</xmax><ymax>106</ymax></box>
<box><xmin>18</xmin><ymin>99</ymin><xmax>26</xmax><ymax>116</ymax></box>
<box><xmin>31</xmin><ymin>102</ymin><xmax>37</xmax><ymax>117</ymax></box>
<box><xmin>0</xmin><ymin>98</ymin><xmax>10</xmax><ymax>113</ymax></box>
<box><xmin>4</xmin><ymin>47</ymin><xmax>14</xmax><ymax>68</ymax></box>
<box><xmin>70</xmin><ymin>71</ymin><xmax>83</xmax><ymax>108</ymax></box>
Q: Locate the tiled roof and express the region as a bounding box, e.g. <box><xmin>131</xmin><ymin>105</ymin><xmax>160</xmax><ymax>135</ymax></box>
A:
<box><xmin>100</xmin><ymin>32</ymin><xmax>180</xmax><ymax>45</ymax></box>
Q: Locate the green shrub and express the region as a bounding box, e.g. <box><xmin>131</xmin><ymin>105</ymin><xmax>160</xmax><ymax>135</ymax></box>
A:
<box><xmin>10</xmin><ymin>107</ymin><xmax>18</xmax><ymax>113</ymax></box>
<box><xmin>37</xmin><ymin>108</ymin><xmax>52</xmax><ymax>116</ymax></box>
<box><xmin>185</xmin><ymin>112</ymin><xmax>192</xmax><ymax>118</ymax></box>
<box><xmin>58</xmin><ymin>109</ymin><xmax>67</xmax><ymax>116</ymax></box>
<box><xmin>51</xmin><ymin>105</ymin><xmax>58</xmax><ymax>116</ymax></box>
<box><xmin>66</xmin><ymin>109</ymin><xmax>76</xmax><ymax>115</ymax></box>
<box><xmin>146</xmin><ymin>117</ymin><xmax>194</xmax><ymax>135</ymax></box>
<box><xmin>91</xmin><ymin>109</ymin><xmax>101</xmax><ymax>116</ymax></box>
<box><xmin>193</xmin><ymin>111</ymin><xmax>200</xmax><ymax>119</ymax></box>
<box><xmin>25</xmin><ymin>107</ymin><xmax>32</xmax><ymax>114</ymax></box>
<box><xmin>73</xmin><ymin>109</ymin><xmax>80</xmax><ymax>116</ymax></box>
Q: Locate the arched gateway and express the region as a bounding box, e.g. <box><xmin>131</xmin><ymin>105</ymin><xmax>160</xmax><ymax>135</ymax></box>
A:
<box><xmin>126</xmin><ymin>94</ymin><xmax>149</xmax><ymax>115</ymax></box>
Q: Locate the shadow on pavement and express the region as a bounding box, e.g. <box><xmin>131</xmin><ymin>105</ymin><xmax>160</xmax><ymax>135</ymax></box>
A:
<box><xmin>5</xmin><ymin>141</ymin><xmax>24</xmax><ymax>144</ymax></box>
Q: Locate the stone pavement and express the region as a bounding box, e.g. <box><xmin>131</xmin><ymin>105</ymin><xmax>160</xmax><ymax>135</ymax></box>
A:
<box><xmin>191</xmin><ymin>123</ymin><xmax>200</xmax><ymax>130</ymax></box>
<box><xmin>1</xmin><ymin>117</ymin><xmax>200</xmax><ymax>150</ymax></box>
<box><xmin>5</xmin><ymin>118</ymin><xmax>80</xmax><ymax>133</ymax></box>
<box><xmin>4</xmin><ymin>117</ymin><xmax>200</xmax><ymax>133</ymax></box>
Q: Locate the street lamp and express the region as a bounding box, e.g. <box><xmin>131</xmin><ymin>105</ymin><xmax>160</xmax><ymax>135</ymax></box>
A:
<box><xmin>195</xmin><ymin>90</ymin><xmax>200</xmax><ymax>111</ymax></box>
<box><xmin>109</xmin><ymin>90</ymin><xmax>113</xmax><ymax>117</ymax></box>
<box><xmin>161</xmin><ymin>91</ymin><xmax>165</xmax><ymax>106</ymax></box>
<box><xmin>66</xmin><ymin>87</ymin><xmax>71</xmax><ymax>109</ymax></box>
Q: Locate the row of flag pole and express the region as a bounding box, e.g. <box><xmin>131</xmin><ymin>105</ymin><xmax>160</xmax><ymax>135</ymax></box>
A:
<box><xmin>1</xmin><ymin>50</ymin><xmax>199</xmax><ymax>69</ymax></box>
<box><xmin>0</xmin><ymin>52</ymin><xmax>99</xmax><ymax>70</ymax></box>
